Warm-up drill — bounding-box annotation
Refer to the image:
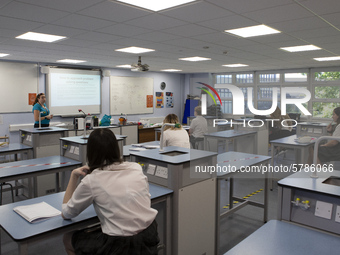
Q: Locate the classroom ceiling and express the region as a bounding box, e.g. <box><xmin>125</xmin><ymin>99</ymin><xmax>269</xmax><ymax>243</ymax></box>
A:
<box><xmin>0</xmin><ymin>0</ymin><xmax>340</xmax><ymax>73</ymax></box>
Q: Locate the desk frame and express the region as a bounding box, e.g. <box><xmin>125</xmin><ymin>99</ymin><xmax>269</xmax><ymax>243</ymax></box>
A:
<box><xmin>215</xmin><ymin>152</ymin><xmax>270</xmax><ymax>251</ymax></box>
<box><xmin>0</xmin><ymin>186</ymin><xmax>172</xmax><ymax>255</ymax></box>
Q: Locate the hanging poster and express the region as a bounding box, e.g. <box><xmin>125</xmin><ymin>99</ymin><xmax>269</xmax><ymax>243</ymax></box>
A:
<box><xmin>166</xmin><ymin>92</ymin><xmax>174</xmax><ymax>108</ymax></box>
<box><xmin>155</xmin><ymin>92</ymin><xmax>164</xmax><ymax>108</ymax></box>
<box><xmin>146</xmin><ymin>95</ymin><xmax>153</xmax><ymax>108</ymax></box>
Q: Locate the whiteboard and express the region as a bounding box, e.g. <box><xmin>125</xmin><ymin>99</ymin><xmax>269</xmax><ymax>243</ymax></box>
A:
<box><xmin>110</xmin><ymin>76</ymin><xmax>154</xmax><ymax>115</ymax></box>
<box><xmin>0</xmin><ymin>62</ymin><xmax>38</xmax><ymax>113</ymax></box>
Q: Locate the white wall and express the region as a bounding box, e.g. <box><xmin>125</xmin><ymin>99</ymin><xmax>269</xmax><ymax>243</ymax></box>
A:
<box><xmin>0</xmin><ymin>63</ymin><xmax>186</xmax><ymax>143</ymax></box>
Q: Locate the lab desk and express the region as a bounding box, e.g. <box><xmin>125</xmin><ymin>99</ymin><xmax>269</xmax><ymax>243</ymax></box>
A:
<box><xmin>216</xmin><ymin>151</ymin><xmax>271</xmax><ymax>251</ymax></box>
<box><xmin>0</xmin><ymin>184</ymin><xmax>173</xmax><ymax>255</ymax></box>
<box><xmin>60</xmin><ymin>135</ymin><xmax>127</xmax><ymax>164</ymax></box>
<box><xmin>0</xmin><ymin>143</ymin><xmax>33</xmax><ymax>161</ymax></box>
<box><xmin>278</xmin><ymin>169</ymin><xmax>340</xmax><ymax>234</ymax></box>
<box><xmin>270</xmin><ymin>134</ymin><xmax>315</xmax><ymax>166</ymax></box>
<box><xmin>224</xmin><ymin>220</ymin><xmax>340</xmax><ymax>255</ymax></box>
<box><xmin>297</xmin><ymin>122</ymin><xmax>329</xmax><ymax>137</ymax></box>
<box><xmin>204</xmin><ymin>130</ymin><xmax>257</xmax><ymax>154</ymax></box>
<box><xmin>130</xmin><ymin>146</ymin><xmax>217</xmax><ymax>255</ymax></box>
<box><xmin>123</xmin><ymin>141</ymin><xmax>160</xmax><ymax>160</ymax></box>
<box><xmin>19</xmin><ymin>127</ymin><xmax>69</xmax><ymax>197</ymax></box>
<box><xmin>19</xmin><ymin>127</ymin><xmax>68</xmax><ymax>158</ymax></box>
<box><xmin>0</xmin><ymin>156</ymin><xmax>81</xmax><ymax>198</ymax></box>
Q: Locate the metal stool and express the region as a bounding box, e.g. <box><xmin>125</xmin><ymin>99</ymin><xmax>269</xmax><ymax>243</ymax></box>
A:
<box><xmin>194</xmin><ymin>137</ymin><xmax>204</xmax><ymax>150</ymax></box>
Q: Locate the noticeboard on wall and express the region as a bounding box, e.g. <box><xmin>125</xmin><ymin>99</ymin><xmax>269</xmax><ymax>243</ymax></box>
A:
<box><xmin>110</xmin><ymin>76</ymin><xmax>154</xmax><ymax>115</ymax></box>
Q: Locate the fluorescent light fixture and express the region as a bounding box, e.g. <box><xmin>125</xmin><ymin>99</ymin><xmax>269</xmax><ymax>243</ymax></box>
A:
<box><xmin>0</xmin><ymin>53</ymin><xmax>9</xmax><ymax>57</ymax></box>
<box><xmin>56</xmin><ymin>59</ymin><xmax>86</xmax><ymax>64</ymax></box>
<box><xmin>115</xmin><ymin>46</ymin><xmax>155</xmax><ymax>54</ymax></box>
<box><xmin>116</xmin><ymin>64</ymin><xmax>132</xmax><ymax>68</ymax></box>
<box><xmin>224</xmin><ymin>24</ymin><xmax>281</xmax><ymax>38</ymax></box>
<box><xmin>223</xmin><ymin>64</ymin><xmax>248</xmax><ymax>67</ymax></box>
<box><xmin>161</xmin><ymin>69</ymin><xmax>182</xmax><ymax>72</ymax></box>
<box><xmin>314</xmin><ymin>56</ymin><xmax>340</xmax><ymax>61</ymax></box>
<box><xmin>16</xmin><ymin>32</ymin><xmax>66</xmax><ymax>43</ymax></box>
<box><xmin>116</xmin><ymin>0</ymin><xmax>197</xmax><ymax>11</ymax></box>
<box><xmin>179</xmin><ymin>56</ymin><xmax>211</xmax><ymax>62</ymax></box>
<box><xmin>280</xmin><ymin>45</ymin><xmax>321</xmax><ymax>52</ymax></box>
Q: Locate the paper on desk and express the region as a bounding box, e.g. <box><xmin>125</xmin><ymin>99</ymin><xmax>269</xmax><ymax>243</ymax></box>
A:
<box><xmin>13</xmin><ymin>201</ymin><xmax>61</xmax><ymax>223</ymax></box>
<box><xmin>129</xmin><ymin>147</ymin><xmax>147</xmax><ymax>151</ymax></box>
<box><xmin>143</xmin><ymin>145</ymin><xmax>160</xmax><ymax>149</ymax></box>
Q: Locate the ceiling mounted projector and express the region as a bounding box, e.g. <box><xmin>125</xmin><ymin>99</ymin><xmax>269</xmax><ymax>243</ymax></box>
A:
<box><xmin>131</xmin><ymin>56</ymin><xmax>149</xmax><ymax>72</ymax></box>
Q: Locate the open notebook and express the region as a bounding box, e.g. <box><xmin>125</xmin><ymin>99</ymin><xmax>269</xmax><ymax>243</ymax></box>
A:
<box><xmin>13</xmin><ymin>201</ymin><xmax>61</xmax><ymax>223</ymax></box>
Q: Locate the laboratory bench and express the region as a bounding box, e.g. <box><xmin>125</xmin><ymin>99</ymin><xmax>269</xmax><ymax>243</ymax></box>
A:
<box><xmin>278</xmin><ymin>169</ymin><xmax>340</xmax><ymax>234</ymax></box>
<box><xmin>0</xmin><ymin>184</ymin><xmax>173</xmax><ymax>255</ymax></box>
<box><xmin>130</xmin><ymin>146</ymin><xmax>217</xmax><ymax>255</ymax></box>
<box><xmin>224</xmin><ymin>220</ymin><xmax>340</xmax><ymax>255</ymax></box>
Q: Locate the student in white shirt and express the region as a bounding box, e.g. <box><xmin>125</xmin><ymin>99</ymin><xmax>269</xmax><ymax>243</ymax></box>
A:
<box><xmin>189</xmin><ymin>106</ymin><xmax>208</xmax><ymax>148</ymax></box>
<box><xmin>62</xmin><ymin>128</ymin><xmax>159</xmax><ymax>255</ymax></box>
<box><xmin>161</xmin><ymin>114</ymin><xmax>190</xmax><ymax>149</ymax></box>
<box><xmin>309</xmin><ymin>107</ymin><xmax>340</xmax><ymax>164</ymax></box>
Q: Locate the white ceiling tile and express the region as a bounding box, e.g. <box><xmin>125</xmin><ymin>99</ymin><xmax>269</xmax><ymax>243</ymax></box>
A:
<box><xmin>125</xmin><ymin>14</ymin><xmax>187</xmax><ymax>30</ymax></box>
<box><xmin>163</xmin><ymin>1</ymin><xmax>233</xmax><ymax>23</ymax></box>
<box><xmin>97</xmin><ymin>24</ymin><xmax>152</xmax><ymax>36</ymax></box>
<box><xmin>78</xmin><ymin>1</ymin><xmax>149</xmax><ymax>22</ymax></box>
<box><xmin>163</xmin><ymin>24</ymin><xmax>216</xmax><ymax>37</ymax></box>
<box><xmin>206</xmin><ymin>0</ymin><xmax>293</xmax><ymax>14</ymax></box>
<box><xmin>321</xmin><ymin>12</ymin><xmax>340</xmax><ymax>27</ymax></box>
<box><xmin>0</xmin><ymin>16</ymin><xmax>43</xmax><ymax>31</ymax></box>
<box><xmin>52</xmin><ymin>14</ymin><xmax>116</xmax><ymax>30</ymax></box>
<box><xmin>33</xmin><ymin>24</ymin><xmax>87</xmax><ymax>37</ymax></box>
<box><xmin>244</xmin><ymin>3</ymin><xmax>314</xmax><ymax>24</ymax></box>
<box><xmin>0</xmin><ymin>2</ymin><xmax>69</xmax><ymax>23</ymax></box>
<box><xmin>198</xmin><ymin>15</ymin><xmax>258</xmax><ymax>31</ymax></box>
<box><xmin>17</xmin><ymin>0</ymin><xmax>105</xmax><ymax>12</ymax></box>
<box><xmin>132</xmin><ymin>32</ymin><xmax>182</xmax><ymax>43</ymax></box>
<box><xmin>72</xmin><ymin>32</ymin><xmax>123</xmax><ymax>43</ymax></box>
<box><xmin>269</xmin><ymin>17</ymin><xmax>329</xmax><ymax>33</ymax></box>
<box><xmin>299</xmin><ymin>0</ymin><xmax>340</xmax><ymax>15</ymax></box>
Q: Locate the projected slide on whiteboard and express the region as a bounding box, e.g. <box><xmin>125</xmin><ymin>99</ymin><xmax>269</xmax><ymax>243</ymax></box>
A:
<box><xmin>110</xmin><ymin>76</ymin><xmax>153</xmax><ymax>115</ymax></box>
<box><xmin>47</xmin><ymin>68</ymin><xmax>101</xmax><ymax>116</ymax></box>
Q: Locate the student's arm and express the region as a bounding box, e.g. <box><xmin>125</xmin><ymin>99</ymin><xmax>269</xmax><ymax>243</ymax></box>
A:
<box><xmin>321</xmin><ymin>140</ymin><xmax>339</xmax><ymax>147</ymax></box>
<box><xmin>62</xmin><ymin>166</ymin><xmax>89</xmax><ymax>219</ymax></box>
<box><xmin>34</xmin><ymin>109</ymin><xmax>51</xmax><ymax>122</ymax></box>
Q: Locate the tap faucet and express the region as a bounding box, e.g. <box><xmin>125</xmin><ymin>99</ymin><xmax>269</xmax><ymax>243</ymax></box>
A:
<box><xmin>38</xmin><ymin>112</ymin><xmax>42</xmax><ymax>128</ymax></box>
<box><xmin>78</xmin><ymin>109</ymin><xmax>91</xmax><ymax>138</ymax></box>
<box><xmin>159</xmin><ymin>123</ymin><xmax>181</xmax><ymax>151</ymax></box>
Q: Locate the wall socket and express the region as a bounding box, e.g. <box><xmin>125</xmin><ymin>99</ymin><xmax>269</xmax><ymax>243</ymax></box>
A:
<box><xmin>336</xmin><ymin>206</ymin><xmax>340</xmax><ymax>223</ymax></box>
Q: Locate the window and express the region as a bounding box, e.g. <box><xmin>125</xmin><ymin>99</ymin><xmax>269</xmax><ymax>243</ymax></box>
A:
<box><xmin>314</xmin><ymin>71</ymin><xmax>340</xmax><ymax>82</ymax></box>
<box><xmin>314</xmin><ymin>86</ymin><xmax>340</xmax><ymax>99</ymax></box>
<box><xmin>216</xmin><ymin>75</ymin><xmax>232</xmax><ymax>84</ymax></box>
<box><xmin>236</xmin><ymin>73</ymin><xmax>253</xmax><ymax>83</ymax></box>
<box><xmin>259</xmin><ymin>73</ymin><xmax>280</xmax><ymax>83</ymax></box>
<box><xmin>313</xmin><ymin>102</ymin><xmax>340</xmax><ymax>118</ymax></box>
<box><xmin>284</xmin><ymin>73</ymin><xmax>307</xmax><ymax>82</ymax></box>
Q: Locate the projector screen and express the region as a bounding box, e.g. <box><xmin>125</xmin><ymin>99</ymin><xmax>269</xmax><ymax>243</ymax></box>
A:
<box><xmin>46</xmin><ymin>68</ymin><xmax>101</xmax><ymax>116</ymax></box>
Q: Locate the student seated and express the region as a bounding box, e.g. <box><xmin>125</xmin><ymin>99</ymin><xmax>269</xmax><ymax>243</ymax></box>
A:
<box><xmin>62</xmin><ymin>128</ymin><xmax>159</xmax><ymax>255</ymax></box>
<box><xmin>160</xmin><ymin>114</ymin><xmax>190</xmax><ymax>149</ymax></box>
<box><xmin>308</xmin><ymin>107</ymin><xmax>340</xmax><ymax>164</ymax></box>
<box><xmin>189</xmin><ymin>106</ymin><xmax>208</xmax><ymax>148</ymax></box>
<box><xmin>269</xmin><ymin>106</ymin><xmax>294</xmax><ymax>141</ymax></box>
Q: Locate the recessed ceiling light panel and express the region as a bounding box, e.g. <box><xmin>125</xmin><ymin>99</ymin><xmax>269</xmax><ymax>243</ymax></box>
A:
<box><xmin>224</xmin><ymin>24</ymin><xmax>281</xmax><ymax>38</ymax></box>
<box><xmin>115</xmin><ymin>0</ymin><xmax>197</xmax><ymax>12</ymax></box>
<box><xmin>280</xmin><ymin>45</ymin><xmax>321</xmax><ymax>52</ymax></box>
<box><xmin>223</xmin><ymin>64</ymin><xmax>249</xmax><ymax>67</ymax></box>
<box><xmin>314</xmin><ymin>56</ymin><xmax>340</xmax><ymax>61</ymax></box>
<box><xmin>116</xmin><ymin>64</ymin><xmax>132</xmax><ymax>68</ymax></box>
<box><xmin>56</xmin><ymin>59</ymin><xmax>86</xmax><ymax>64</ymax></box>
<box><xmin>179</xmin><ymin>56</ymin><xmax>211</xmax><ymax>62</ymax></box>
<box><xmin>16</xmin><ymin>32</ymin><xmax>66</xmax><ymax>42</ymax></box>
<box><xmin>0</xmin><ymin>53</ymin><xmax>9</xmax><ymax>57</ymax></box>
<box><xmin>161</xmin><ymin>69</ymin><xmax>182</xmax><ymax>72</ymax></box>
<box><xmin>115</xmin><ymin>46</ymin><xmax>155</xmax><ymax>54</ymax></box>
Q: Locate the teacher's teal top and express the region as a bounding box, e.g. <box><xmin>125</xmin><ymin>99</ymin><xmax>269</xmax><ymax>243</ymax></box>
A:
<box><xmin>32</xmin><ymin>103</ymin><xmax>50</xmax><ymax>125</ymax></box>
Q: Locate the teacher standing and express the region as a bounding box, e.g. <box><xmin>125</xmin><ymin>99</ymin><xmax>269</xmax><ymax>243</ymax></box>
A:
<box><xmin>32</xmin><ymin>93</ymin><xmax>53</xmax><ymax>128</ymax></box>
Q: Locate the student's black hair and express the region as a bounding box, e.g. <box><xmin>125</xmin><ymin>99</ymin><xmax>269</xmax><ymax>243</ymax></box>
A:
<box><xmin>87</xmin><ymin>128</ymin><xmax>122</xmax><ymax>172</ymax></box>
<box><xmin>334</xmin><ymin>107</ymin><xmax>340</xmax><ymax>125</ymax></box>
<box><xmin>32</xmin><ymin>93</ymin><xmax>44</xmax><ymax>106</ymax></box>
